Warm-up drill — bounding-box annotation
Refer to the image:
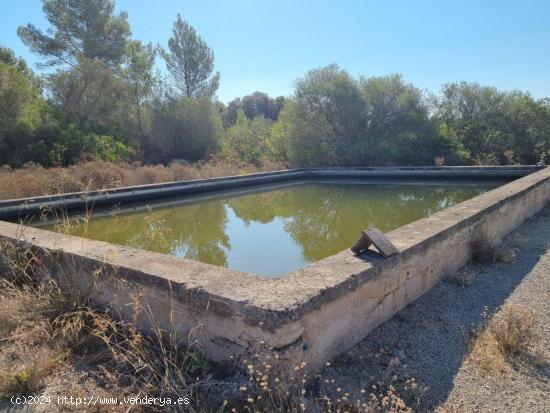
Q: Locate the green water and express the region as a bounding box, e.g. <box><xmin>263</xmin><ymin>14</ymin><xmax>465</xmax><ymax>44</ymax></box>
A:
<box><xmin>41</xmin><ymin>181</ymin><xmax>496</xmax><ymax>277</ymax></box>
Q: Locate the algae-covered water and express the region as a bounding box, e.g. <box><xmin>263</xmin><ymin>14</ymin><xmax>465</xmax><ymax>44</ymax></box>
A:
<box><xmin>40</xmin><ymin>181</ymin><xmax>498</xmax><ymax>277</ymax></box>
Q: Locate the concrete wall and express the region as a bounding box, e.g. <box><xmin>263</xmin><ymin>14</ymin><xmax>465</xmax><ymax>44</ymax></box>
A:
<box><xmin>0</xmin><ymin>166</ymin><xmax>549</xmax><ymax>373</ymax></box>
<box><xmin>0</xmin><ymin>166</ymin><xmax>541</xmax><ymax>221</ymax></box>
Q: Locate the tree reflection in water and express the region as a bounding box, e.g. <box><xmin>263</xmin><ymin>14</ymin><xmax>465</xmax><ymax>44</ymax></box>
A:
<box><xmin>57</xmin><ymin>202</ymin><xmax>231</xmax><ymax>267</ymax></box>
<box><xmin>46</xmin><ymin>183</ymin><xmax>492</xmax><ymax>276</ymax></box>
<box><xmin>228</xmin><ymin>184</ymin><xmax>489</xmax><ymax>262</ymax></box>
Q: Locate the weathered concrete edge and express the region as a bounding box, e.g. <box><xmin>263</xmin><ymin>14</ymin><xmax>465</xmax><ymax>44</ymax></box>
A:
<box><xmin>0</xmin><ymin>166</ymin><xmax>549</xmax><ymax>371</ymax></box>
<box><xmin>0</xmin><ymin>166</ymin><xmax>541</xmax><ymax>220</ymax></box>
<box><xmin>274</xmin><ymin>167</ymin><xmax>550</xmax><ymax>319</ymax></box>
<box><xmin>0</xmin><ymin>167</ymin><xmax>547</xmax><ymax>327</ymax></box>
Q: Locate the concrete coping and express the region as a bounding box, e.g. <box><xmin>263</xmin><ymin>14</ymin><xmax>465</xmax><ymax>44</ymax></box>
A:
<box><xmin>0</xmin><ymin>166</ymin><xmax>543</xmax><ymax>220</ymax></box>
<box><xmin>0</xmin><ymin>166</ymin><xmax>548</xmax><ymax>333</ymax></box>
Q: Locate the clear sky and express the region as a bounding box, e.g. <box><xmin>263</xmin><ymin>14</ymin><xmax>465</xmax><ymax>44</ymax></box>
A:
<box><xmin>1</xmin><ymin>0</ymin><xmax>549</xmax><ymax>103</ymax></box>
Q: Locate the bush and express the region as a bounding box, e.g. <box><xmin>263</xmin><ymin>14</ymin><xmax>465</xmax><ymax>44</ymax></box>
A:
<box><xmin>81</xmin><ymin>133</ymin><xmax>133</xmax><ymax>163</ymax></box>
<box><xmin>222</xmin><ymin>111</ymin><xmax>273</xmax><ymax>166</ymax></box>
<box><xmin>469</xmin><ymin>304</ymin><xmax>537</xmax><ymax>375</ymax></box>
<box><xmin>472</xmin><ymin>235</ymin><xmax>517</xmax><ymax>264</ymax></box>
<box><xmin>0</xmin><ymin>159</ymin><xmax>286</xmax><ymax>199</ymax></box>
<box><xmin>445</xmin><ymin>267</ymin><xmax>475</xmax><ymax>287</ymax></box>
<box><xmin>145</xmin><ymin>96</ymin><xmax>222</xmax><ymax>163</ymax></box>
<box><xmin>437</xmin><ymin>82</ymin><xmax>550</xmax><ymax>165</ymax></box>
<box><xmin>490</xmin><ymin>305</ymin><xmax>536</xmax><ymax>356</ymax></box>
<box><xmin>271</xmin><ymin>66</ymin><xmax>454</xmax><ymax>167</ymax></box>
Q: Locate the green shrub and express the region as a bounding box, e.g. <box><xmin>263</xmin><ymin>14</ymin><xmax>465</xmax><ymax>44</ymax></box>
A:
<box><xmin>82</xmin><ymin>133</ymin><xmax>133</xmax><ymax>162</ymax></box>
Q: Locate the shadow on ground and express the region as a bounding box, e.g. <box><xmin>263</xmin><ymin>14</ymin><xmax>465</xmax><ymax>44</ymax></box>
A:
<box><xmin>325</xmin><ymin>208</ymin><xmax>550</xmax><ymax>411</ymax></box>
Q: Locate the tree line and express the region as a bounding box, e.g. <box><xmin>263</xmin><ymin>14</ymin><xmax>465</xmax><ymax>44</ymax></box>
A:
<box><xmin>1</xmin><ymin>0</ymin><xmax>548</xmax><ymax>168</ymax></box>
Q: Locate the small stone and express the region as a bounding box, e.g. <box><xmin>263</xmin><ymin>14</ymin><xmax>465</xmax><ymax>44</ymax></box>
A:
<box><xmin>364</xmin><ymin>228</ymin><xmax>399</xmax><ymax>257</ymax></box>
<box><xmin>351</xmin><ymin>232</ymin><xmax>372</xmax><ymax>254</ymax></box>
<box><xmin>351</xmin><ymin>227</ymin><xmax>399</xmax><ymax>257</ymax></box>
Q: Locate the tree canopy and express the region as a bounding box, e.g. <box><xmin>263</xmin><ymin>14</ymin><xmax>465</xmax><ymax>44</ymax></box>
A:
<box><xmin>17</xmin><ymin>0</ymin><xmax>131</xmax><ymax>68</ymax></box>
<box><xmin>225</xmin><ymin>92</ymin><xmax>285</xmax><ymax>127</ymax></box>
<box><xmin>0</xmin><ymin>0</ymin><xmax>547</xmax><ymax>169</ymax></box>
<box><xmin>162</xmin><ymin>14</ymin><xmax>219</xmax><ymax>99</ymax></box>
<box><xmin>437</xmin><ymin>82</ymin><xmax>550</xmax><ymax>165</ymax></box>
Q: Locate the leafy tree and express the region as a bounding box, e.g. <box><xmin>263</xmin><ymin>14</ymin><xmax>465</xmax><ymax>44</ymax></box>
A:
<box><xmin>225</xmin><ymin>92</ymin><xmax>285</xmax><ymax>126</ymax></box>
<box><xmin>437</xmin><ymin>82</ymin><xmax>506</xmax><ymax>164</ymax></box>
<box><xmin>354</xmin><ymin>74</ymin><xmax>447</xmax><ymax>165</ymax></box>
<box><xmin>0</xmin><ymin>47</ymin><xmax>42</xmax><ymax>88</ymax></box>
<box><xmin>242</xmin><ymin>92</ymin><xmax>284</xmax><ymax>121</ymax></box>
<box><xmin>146</xmin><ymin>96</ymin><xmax>222</xmax><ymax>163</ymax></box>
<box><xmin>47</xmin><ymin>57</ymin><xmax>128</xmax><ymax>136</ymax></box>
<box><xmin>122</xmin><ymin>40</ymin><xmax>156</xmax><ymax>135</ymax></box>
<box><xmin>272</xmin><ymin>64</ymin><xmax>365</xmax><ymax>166</ymax></box>
<box><xmin>17</xmin><ymin>0</ymin><xmax>131</xmax><ymax>68</ymax></box>
<box><xmin>500</xmin><ymin>92</ymin><xmax>548</xmax><ymax>164</ymax></box>
<box><xmin>271</xmin><ymin>68</ymin><xmax>450</xmax><ymax>167</ymax></box>
<box><xmin>16</xmin><ymin>0</ymin><xmax>137</xmax><ymax>154</ymax></box>
<box><xmin>436</xmin><ymin>82</ymin><xmax>549</xmax><ymax>165</ymax></box>
<box><xmin>223</xmin><ymin>110</ymin><xmax>272</xmax><ymax>166</ymax></box>
<box><xmin>0</xmin><ymin>48</ymin><xmax>43</xmax><ymax>129</ymax></box>
<box><xmin>162</xmin><ymin>14</ymin><xmax>219</xmax><ymax>98</ymax></box>
<box><xmin>0</xmin><ymin>47</ymin><xmax>49</xmax><ymax>165</ymax></box>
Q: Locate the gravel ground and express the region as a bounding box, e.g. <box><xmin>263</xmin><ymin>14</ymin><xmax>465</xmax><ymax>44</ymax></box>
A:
<box><xmin>325</xmin><ymin>206</ymin><xmax>550</xmax><ymax>412</ymax></box>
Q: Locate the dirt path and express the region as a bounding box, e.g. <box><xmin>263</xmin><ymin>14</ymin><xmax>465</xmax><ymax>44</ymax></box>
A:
<box><xmin>325</xmin><ymin>207</ymin><xmax>550</xmax><ymax>412</ymax></box>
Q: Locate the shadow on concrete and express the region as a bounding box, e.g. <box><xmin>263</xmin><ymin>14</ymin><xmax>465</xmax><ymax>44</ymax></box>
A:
<box><xmin>327</xmin><ymin>209</ymin><xmax>550</xmax><ymax>411</ymax></box>
<box><xmin>354</xmin><ymin>248</ymin><xmax>385</xmax><ymax>262</ymax></box>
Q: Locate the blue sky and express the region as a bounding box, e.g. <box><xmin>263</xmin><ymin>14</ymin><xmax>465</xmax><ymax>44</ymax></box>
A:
<box><xmin>1</xmin><ymin>0</ymin><xmax>549</xmax><ymax>102</ymax></box>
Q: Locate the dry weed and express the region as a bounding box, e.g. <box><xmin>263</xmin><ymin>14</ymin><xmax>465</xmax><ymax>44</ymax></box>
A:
<box><xmin>0</xmin><ymin>277</ymin><xmax>70</xmax><ymax>398</ymax></box>
<box><xmin>237</xmin><ymin>355</ymin><xmax>415</xmax><ymax>413</ymax></box>
<box><xmin>0</xmin><ymin>245</ymin><xmax>215</xmax><ymax>410</ymax></box>
<box><xmin>1</xmin><ymin>232</ymin><xmax>418</xmax><ymax>412</ymax></box>
<box><xmin>472</xmin><ymin>235</ymin><xmax>517</xmax><ymax>264</ymax></box>
<box><xmin>490</xmin><ymin>305</ymin><xmax>536</xmax><ymax>357</ymax></box>
<box><xmin>469</xmin><ymin>304</ymin><xmax>537</xmax><ymax>376</ymax></box>
<box><xmin>0</xmin><ymin>159</ymin><xmax>287</xmax><ymax>200</ymax></box>
<box><xmin>0</xmin><ymin>346</ymin><xmax>67</xmax><ymax>397</ymax></box>
<box><xmin>445</xmin><ymin>267</ymin><xmax>475</xmax><ymax>287</ymax></box>
<box><xmin>469</xmin><ymin>326</ymin><xmax>508</xmax><ymax>376</ymax></box>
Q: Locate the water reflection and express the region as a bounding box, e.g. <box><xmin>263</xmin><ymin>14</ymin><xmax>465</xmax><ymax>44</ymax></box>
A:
<box><xmin>228</xmin><ymin>185</ymin><xmax>489</xmax><ymax>263</ymax></box>
<box><xmin>42</xmin><ymin>183</ymin><xmax>492</xmax><ymax>277</ymax></box>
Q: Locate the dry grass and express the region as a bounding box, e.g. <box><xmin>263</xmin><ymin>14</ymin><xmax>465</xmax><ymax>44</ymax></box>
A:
<box><xmin>0</xmin><ymin>158</ymin><xmax>287</xmax><ymax>200</ymax></box>
<box><xmin>472</xmin><ymin>235</ymin><xmax>517</xmax><ymax>264</ymax></box>
<box><xmin>468</xmin><ymin>325</ymin><xmax>508</xmax><ymax>375</ymax></box>
<box><xmin>469</xmin><ymin>304</ymin><xmax>537</xmax><ymax>376</ymax></box>
<box><xmin>0</xmin><ymin>241</ymin><xmax>420</xmax><ymax>412</ymax></box>
<box><xmin>0</xmin><ymin>277</ymin><xmax>211</xmax><ymax>411</ymax></box>
<box><xmin>445</xmin><ymin>267</ymin><xmax>475</xmax><ymax>287</ymax></box>
<box><xmin>490</xmin><ymin>305</ymin><xmax>536</xmax><ymax>356</ymax></box>
<box><xmin>0</xmin><ymin>281</ymin><xmax>70</xmax><ymax>397</ymax></box>
<box><xmin>0</xmin><ymin>241</ymin><xmax>212</xmax><ymax>411</ymax></box>
<box><xmin>235</xmin><ymin>355</ymin><xmax>416</xmax><ymax>413</ymax></box>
